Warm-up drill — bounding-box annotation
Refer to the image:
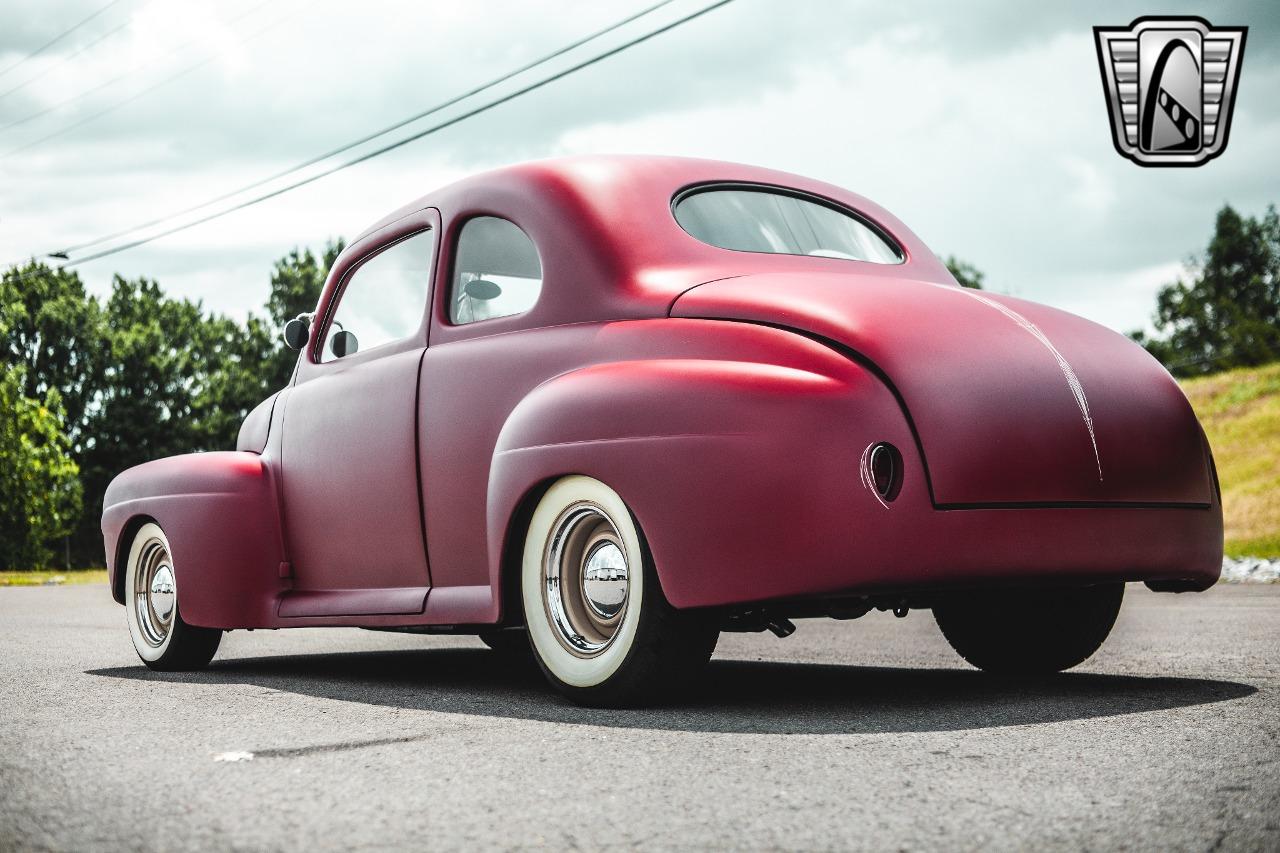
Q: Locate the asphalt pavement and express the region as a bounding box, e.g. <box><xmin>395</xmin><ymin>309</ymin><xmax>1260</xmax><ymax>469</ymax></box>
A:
<box><xmin>1</xmin><ymin>583</ymin><xmax>1276</xmax><ymax>851</ymax></box>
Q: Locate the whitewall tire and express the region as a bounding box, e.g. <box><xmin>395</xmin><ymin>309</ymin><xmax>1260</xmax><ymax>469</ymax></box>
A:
<box><xmin>124</xmin><ymin>522</ymin><xmax>221</xmax><ymax>671</ymax></box>
<box><xmin>521</xmin><ymin>476</ymin><xmax>718</xmax><ymax>706</ymax></box>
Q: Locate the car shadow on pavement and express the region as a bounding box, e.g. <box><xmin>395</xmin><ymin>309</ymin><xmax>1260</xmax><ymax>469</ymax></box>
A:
<box><xmin>87</xmin><ymin>647</ymin><xmax>1257</xmax><ymax>736</ymax></box>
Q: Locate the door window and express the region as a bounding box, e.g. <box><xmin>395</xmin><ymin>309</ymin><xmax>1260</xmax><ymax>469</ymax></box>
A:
<box><xmin>321</xmin><ymin>229</ymin><xmax>435</xmax><ymax>362</ymax></box>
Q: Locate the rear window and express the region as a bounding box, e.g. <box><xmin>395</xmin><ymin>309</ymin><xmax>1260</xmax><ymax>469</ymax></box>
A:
<box><xmin>673</xmin><ymin>187</ymin><xmax>903</xmax><ymax>264</ymax></box>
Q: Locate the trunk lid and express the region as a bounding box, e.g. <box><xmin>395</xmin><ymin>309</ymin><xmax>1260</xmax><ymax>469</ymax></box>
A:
<box><xmin>671</xmin><ymin>272</ymin><xmax>1212</xmax><ymax>506</ymax></box>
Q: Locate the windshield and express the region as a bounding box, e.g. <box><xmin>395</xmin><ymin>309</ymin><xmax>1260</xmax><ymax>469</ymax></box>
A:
<box><xmin>673</xmin><ymin>188</ymin><xmax>902</xmax><ymax>264</ymax></box>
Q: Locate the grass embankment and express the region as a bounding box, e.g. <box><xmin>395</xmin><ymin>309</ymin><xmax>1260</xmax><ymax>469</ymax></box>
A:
<box><xmin>1182</xmin><ymin>362</ymin><xmax>1280</xmax><ymax>558</ymax></box>
<box><xmin>0</xmin><ymin>570</ymin><xmax>108</xmax><ymax>586</ymax></box>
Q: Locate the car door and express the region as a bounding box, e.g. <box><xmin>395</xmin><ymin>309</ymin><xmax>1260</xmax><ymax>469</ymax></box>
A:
<box><xmin>277</xmin><ymin>210</ymin><xmax>439</xmax><ymax>617</ymax></box>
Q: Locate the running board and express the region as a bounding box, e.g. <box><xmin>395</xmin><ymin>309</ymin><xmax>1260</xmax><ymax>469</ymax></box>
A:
<box><xmin>277</xmin><ymin>587</ymin><xmax>428</xmax><ymax>618</ymax></box>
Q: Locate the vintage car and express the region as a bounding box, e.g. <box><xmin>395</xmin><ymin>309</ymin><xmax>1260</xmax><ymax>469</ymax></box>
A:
<box><xmin>102</xmin><ymin>155</ymin><xmax>1222</xmax><ymax>706</ymax></box>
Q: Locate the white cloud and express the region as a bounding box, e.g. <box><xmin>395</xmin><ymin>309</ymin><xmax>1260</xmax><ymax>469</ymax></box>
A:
<box><xmin>0</xmin><ymin>0</ymin><xmax>1276</xmax><ymax>332</ymax></box>
<box><xmin>1062</xmin><ymin>156</ymin><xmax>1117</xmax><ymax>216</ymax></box>
<box><xmin>1054</xmin><ymin>260</ymin><xmax>1186</xmax><ymax>334</ymax></box>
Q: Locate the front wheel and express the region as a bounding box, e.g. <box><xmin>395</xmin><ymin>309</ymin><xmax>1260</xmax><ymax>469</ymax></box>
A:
<box><xmin>933</xmin><ymin>583</ymin><xmax>1124</xmax><ymax>674</ymax></box>
<box><xmin>124</xmin><ymin>522</ymin><xmax>222</xmax><ymax>671</ymax></box>
<box><xmin>521</xmin><ymin>476</ymin><xmax>718</xmax><ymax>707</ymax></box>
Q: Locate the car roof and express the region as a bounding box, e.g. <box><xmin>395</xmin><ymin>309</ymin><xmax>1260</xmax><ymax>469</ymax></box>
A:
<box><xmin>337</xmin><ymin>155</ymin><xmax>952</xmax><ymax>331</ymax></box>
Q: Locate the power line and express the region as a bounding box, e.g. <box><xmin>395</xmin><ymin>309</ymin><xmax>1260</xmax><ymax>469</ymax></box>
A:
<box><xmin>0</xmin><ymin>0</ymin><xmax>277</xmax><ymax>135</ymax></box>
<box><xmin>0</xmin><ymin>0</ymin><xmax>128</xmax><ymax>82</ymax></box>
<box><xmin>0</xmin><ymin>10</ymin><xmax>140</xmax><ymax>103</ymax></box>
<box><xmin>6</xmin><ymin>0</ymin><xmax>735</xmax><ymax>277</ymax></box>
<box><xmin>3</xmin><ymin>0</ymin><xmax>309</xmax><ymax>159</ymax></box>
<box><xmin>54</xmin><ymin>0</ymin><xmax>679</xmax><ymax>256</ymax></box>
<box><xmin>58</xmin><ymin>0</ymin><xmax>736</xmax><ymax>269</ymax></box>
<box><xmin>3</xmin><ymin>59</ymin><xmax>212</xmax><ymax>158</ymax></box>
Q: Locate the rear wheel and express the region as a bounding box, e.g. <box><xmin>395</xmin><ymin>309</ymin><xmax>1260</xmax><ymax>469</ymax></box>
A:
<box><xmin>521</xmin><ymin>476</ymin><xmax>718</xmax><ymax>707</ymax></box>
<box><xmin>933</xmin><ymin>583</ymin><xmax>1124</xmax><ymax>674</ymax></box>
<box><xmin>124</xmin><ymin>522</ymin><xmax>222</xmax><ymax>671</ymax></box>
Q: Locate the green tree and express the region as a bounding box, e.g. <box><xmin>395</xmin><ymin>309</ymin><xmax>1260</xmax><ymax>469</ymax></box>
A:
<box><xmin>1134</xmin><ymin>204</ymin><xmax>1280</xmax><ymax>376</ymax></box>
<box><xmin>191</xmin><ymin>312</ymin><xmax>275</xmax><ymax>448</ymax></box>
<box><xmin>944</xmin><ymin>255</ymin><xmax>984</xmax><ymax>289</ymax></box>
<box><xmin>265</xmin><ymin>239</ymin><xmax>344</xmax><ymax>390</ymax></box>
<box><xmin>0</xmin><ymin>262</ymin><xmax>103</xmax><ymax>448</ymax></box>
<box><xmin>2</xmin><ymin>243</ymin><xmax>345</xmax><ymax>568</ymax></box>
<box><xmin>71</xmin><ymin>277</ymin><xmax>277</xmax><ymax>562</ymax></box>
<box><xmin>0</xmin><ymin>364</ymin><xmax>83</xmax><ymax>569</ymax></box>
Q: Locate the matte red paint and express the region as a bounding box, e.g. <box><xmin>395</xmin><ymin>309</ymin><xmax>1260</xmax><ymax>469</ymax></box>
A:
<box><xmin>102</xmin><ymin>156</ymin><xmax>1223</xmax><ymax>631</ymax></box>
<box><xmin>671</xmin><ymin>272</ymin><xmax>1214</xmax><ymax>506</ymax></box>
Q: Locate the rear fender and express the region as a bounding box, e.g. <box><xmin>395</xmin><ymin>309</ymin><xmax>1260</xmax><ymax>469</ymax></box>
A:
<box><xmin>486</xmin><ymin>355</ymin><xmax>918</xmax><ymax>615</ymax></box>
<box><xmin>102</xmin><ymin>451</ymin><xmax>286</xmax><ymax>628</ymax></box>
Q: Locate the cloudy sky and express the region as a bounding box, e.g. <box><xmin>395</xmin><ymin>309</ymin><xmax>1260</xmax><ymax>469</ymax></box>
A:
<box><xmin>1</xmin><ymin>0</ymin><xmax>1277</xmax><ymax>334</ymax></box>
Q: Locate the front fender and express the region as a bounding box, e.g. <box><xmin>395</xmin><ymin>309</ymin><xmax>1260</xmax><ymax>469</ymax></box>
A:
<box><xmin>102</xmin><ymin>451</ymin><xmax>286</xmax><ymax>628</ymax></box>
<box><xmin>236</xmin><ymin>391</ymin><xmax>278</xmax><ymax>453</ymax></box>
<box><xmin>486</xmin><ymin>355</ymin><xmax>920</xmax><ymax>612</ymax></box>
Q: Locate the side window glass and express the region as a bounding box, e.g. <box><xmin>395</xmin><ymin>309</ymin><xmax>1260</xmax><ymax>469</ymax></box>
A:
<box><xmin>449</xmin><ymin>217</ymin><xmax>542</xmax><ymax>325</ymax></box>
<box><xmin>321</xmin><ymin>229</ymin><xmax>435</xmax><ymax>362</ymax></box>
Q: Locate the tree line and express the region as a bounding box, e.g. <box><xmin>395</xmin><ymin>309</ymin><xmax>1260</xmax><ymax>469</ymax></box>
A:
<box><xmin>1</xmin><ymin>240</ymin><xmax>342</xmax><ymax>569</ymax></box>
<box><xmin>3</xmin><ymin>203</ymin><xmax>1278</xmax><ymax>569</ymax></box>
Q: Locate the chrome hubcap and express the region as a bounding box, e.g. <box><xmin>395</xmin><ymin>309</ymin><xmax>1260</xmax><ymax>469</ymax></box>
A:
<box><xmin>543</xmin><ymin>503</ymin><xmax>632</xmax><ymax>657</ymax></box>
<box><xmin>582</xmin><ymin>541</ymin><xmax>628</xmax><ymax>619</ymax></box>
<box><xmin>150</xmin><ymin>564</ymin><xmax>176</xmax><ymax>623</ymax></box>
<box><xmin>133</xmin><ymin>536</ymin><xmax>176</xmax><ymax>647</ymax></box>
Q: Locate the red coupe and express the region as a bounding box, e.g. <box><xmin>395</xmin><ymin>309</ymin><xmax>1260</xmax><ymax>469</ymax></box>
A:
<box><xmin>102</xmin><ymin>156</ymin><xmax>1222</xmax><ymax>706</ymax></box>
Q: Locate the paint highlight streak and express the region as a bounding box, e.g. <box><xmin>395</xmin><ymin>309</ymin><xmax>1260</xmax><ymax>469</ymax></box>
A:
<box><xmin>953</xmin><ymin>288</ymin><xmax>1104</xmax><ymax>483</ymax></box>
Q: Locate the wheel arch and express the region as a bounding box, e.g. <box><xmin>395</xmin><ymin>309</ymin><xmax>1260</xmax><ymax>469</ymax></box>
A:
<box><xmin>100</xmin><ymin>451</ymin><xmax>287</xmax><ymax>628</ymax></box>
<box><xmin>111</xmin><ymin>513</ymin><xmax>157</xmax><ymax>605</ymax></box>
<box><xmin>484</xmin><ymin>353</ymin><xmax>907</xmax><ymax>612</ymax></box>
<box><xmin>494</xmin><ymin>476</ymin><xmax>557</xmax><ymax>626</ymax></box>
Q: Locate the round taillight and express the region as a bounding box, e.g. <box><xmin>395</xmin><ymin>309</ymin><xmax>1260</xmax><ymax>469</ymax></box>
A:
<box><xmin>868</xmin><ymin>442</ymin><xmax>901</xmax><ymax>500</ymax></box>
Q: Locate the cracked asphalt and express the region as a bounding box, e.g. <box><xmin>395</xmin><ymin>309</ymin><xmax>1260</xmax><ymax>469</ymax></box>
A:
<box><xmin>1</xmin><ymin>583</ymin><xmax>1277</xmax><ymax>851</ymax></box>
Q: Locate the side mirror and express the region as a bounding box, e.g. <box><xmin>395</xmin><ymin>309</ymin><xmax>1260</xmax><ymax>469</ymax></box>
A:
<box><xmin>329</xmin><ymin>329</ymin><xmax>359</xmax><ymax>358</ymax></box>
<box><xmin>283</xmin><ymin>317</ymin><xmax>310</xmax><ymax>350</ymax></box>
<box><xmin>464</xmin><ymin>278</ymin><xmax>503</xmax><ymax>301</ymax></box>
